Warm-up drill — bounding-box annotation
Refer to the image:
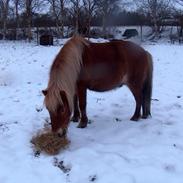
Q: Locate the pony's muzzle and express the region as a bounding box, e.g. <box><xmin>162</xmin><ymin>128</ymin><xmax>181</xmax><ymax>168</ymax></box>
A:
<box><xmin>57</xmin><ymin>128</ymin><xmax>67</xmax><ymax>138</ymax></box>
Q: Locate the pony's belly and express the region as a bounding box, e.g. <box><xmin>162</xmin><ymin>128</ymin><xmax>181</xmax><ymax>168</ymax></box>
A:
<box><xmin>87</xmin><ymin>79</ymin><xmax>123</xmax><ymax>92</ymax></box>
<box><xmin>81</xmin><ymin>62</ymin><xmax>127</xmax><ymax>92</ymax></box>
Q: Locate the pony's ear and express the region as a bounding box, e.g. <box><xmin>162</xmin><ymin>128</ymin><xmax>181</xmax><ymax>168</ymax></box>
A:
<box><xmin>42</xmin><ymin>90</ymin><xmax>48</xmax><ymax>96</ymax></box>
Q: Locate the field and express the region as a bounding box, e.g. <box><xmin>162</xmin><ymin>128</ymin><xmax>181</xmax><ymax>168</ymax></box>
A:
<box><xmin>0</xmin><ymin>39</ymin><xmax>183</xmax><ymax>183</ymax></box>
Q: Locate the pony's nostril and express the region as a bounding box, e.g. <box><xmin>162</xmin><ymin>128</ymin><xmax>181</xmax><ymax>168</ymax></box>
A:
<box><xmin>62</xmin><ymin>129</ymin><xmax>67</xmax><ymax>136</ymax></box>
<box><xmin>57</xmin><ymin>129</ymin><xmax>63</xmax><ymax>137</ymax></box>
<box><xmin>57</xmin><ymin>128</ymin><xmax>67</xmax><ymax>137</ymax></box>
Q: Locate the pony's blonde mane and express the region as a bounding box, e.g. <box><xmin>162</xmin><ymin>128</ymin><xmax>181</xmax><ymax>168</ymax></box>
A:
<box><xmin>44</xmin><ymin>35</ymin><xmax>89</xmax><ymax>113</ymax></box>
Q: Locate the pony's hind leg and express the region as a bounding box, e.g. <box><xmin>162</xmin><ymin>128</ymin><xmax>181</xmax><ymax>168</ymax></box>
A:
<box><xmin>77</xmin><ymin>86</ymin><xmax>88</xmax><ymax>128</ymax></box>
<box><xmin>142</xmin><ymin>80</ymin><xmax>152</xmax><ymax>119</ymax></box>
<box><xmin>71</xmin><ymin>95</ymin><xmax>80</xmax><ymax>122</ymax></box>
<box><xmin>142</xmin><ymin>54</ymin><xmax>153</xmax><ymax>119</ymax></box>
<box><xmin>129</xmin><ymin>85</ymin><xmax>143</xmax><ymax>121</ymax></box>
<box><xmin>142</xmin><ymin>101</ymin><xmax>151</xmax><ymax>119</ymax></box>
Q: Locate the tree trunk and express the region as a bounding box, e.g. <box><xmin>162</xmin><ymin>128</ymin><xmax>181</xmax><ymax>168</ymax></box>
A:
<box><xmin>51</xmin><ymin>0</ymin><xmax>60</xmax><ymax>36</ymax></box>
<box><xmin>60</xmin><ymin>0</ymin><xmax>64</xmax><ymax>37</ymax></box>
<box><xmin>2</xmin><ymin>0</ymin><xmax>10</xmax><ymax>40</ymax></box>
<box><xmin>152</xmin><ymin>16</ymin><xmax>159</xmax><ymax>38</ymax></box>
<box><xmin>140</xmin><ymin>25</ymin><xmax>143</xmax><ymax>42</ymax></box>
<box><xmin>26</xmin><ymin>0</ymin><xmax>32</xmax><ymax>42</ymax></box>
<box><xmin>88</xmin><ymin>14</ymin><xmax>91</xmax><ymax>38</ymax></box>
<box><xmin>75</xmin><ymin>0</ymin><xmax>79</xmax><ymax>34</ymax></box>
<box><xmin>15</xmin><ymin>0</ymin><xmax>20</xmax><ymax>40</ymax></box>
<box><xmin>87</xmin><ymin>1</ymin><xmax>92</xmax><ymax>38</ymax></box>
<box><xmin>27</xmin><ymin>16</ymin><xmax>32</xmax><ymax>42</ymax></box>
<box><xmin>102</xmin><ymin>13</ymin><xmax>106</xmax><ymax>36</ymax></box>
<box><xmin>151</xmin><ymin>0</ymin><xmax>159</xmax><ymax>38</ymax></box>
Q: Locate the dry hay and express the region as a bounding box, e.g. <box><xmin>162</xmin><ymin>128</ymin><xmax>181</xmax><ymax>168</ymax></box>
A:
<box><xmin>31</xmin><ymin>130</ymin><xmax>70</xmax><ymax>155</ymax></box>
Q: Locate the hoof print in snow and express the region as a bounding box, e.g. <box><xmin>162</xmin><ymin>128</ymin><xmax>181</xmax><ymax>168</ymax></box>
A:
<box><xmin>96</xmin><ymin>98</ymin><xmax>105</xmax><ymax>103</ymax></box>
<box><xmin>173</xmin><ymin>103</ymin><xmax>182</xmax><ymax>109</ymax></box>
<box><xmin>43</xmin><ymin>121</ymin><xmax>51</xmax><ymax>128</ymax></box>
<box><xmin>44</xmin><ymin>118</ymin><xmax>51</xmax><ymax>126</ymax></box>
<box><xmin>34</xmin><ymin>150</ymin><xmax>41</xmax><ymax>158</ymax></box>
<box><xmin>27</xmin><ymin>82</ymin><xmax>31</xmax><ymax>84</ymax></box>
<box><xmin>0</xmin><ymin>123</ymin><xmax>9</xmax><ymax>132</ymax></box>
<box><xmin>151</xmin><ymin>98</ymin><xmax>159</xmax><ymax>101</ymax></box>
<box><xmin>115</xmin><ymin>118</ymin><xmax>122</xmax><ymax>122</ymax></box>
<box><xmin>89</xmin><ymin>175</ymin><xmax>97</xmax><ymax>182</ymax></box>
<box><xmin>164</xmin><ymin>164</ymin><xmax>175</xmax><ymax>172</ymax></box>
<box><xmin>164</xmin><ymin>121</ymin><xmax>173</xmax><ymax>126</ymax></box>
<box><xmin>177</xmin><ymin>96</ymin><xmax>181</xmax><ymax>98</ymax></box>
<box><xmin>112</xmin><ymin>103</ymin><xmax>121</xmax><ymax>108</ymax></box>
<box><xmin>0</xmin><ymin>83</ymin><xmax>7</xmax><ymax>86</ymax></box>
<box><xmin>36</xmin><ymin>107</ymin><xmax>43</xmax><ymax>112</ymax></box>
<box><xmin>156</xmin><ymin>131</ymin><xmax>162</xmax><ymax>135</ymax></box>
<box><xmin>53</xmin><ymin>158</ymin><xmax>71</xmax><ymax>174</ymax></box>
<box><xmin>88</xmin><ymin>119</ymin><xmax>93</xmax><ymax>124</ymax></box>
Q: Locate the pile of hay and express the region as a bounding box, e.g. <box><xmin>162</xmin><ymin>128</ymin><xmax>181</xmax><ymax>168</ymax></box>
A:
<box><xmin>31</xmin><ymin>130</ymin><xmax>70</xmax><ymax>155</ymax></box>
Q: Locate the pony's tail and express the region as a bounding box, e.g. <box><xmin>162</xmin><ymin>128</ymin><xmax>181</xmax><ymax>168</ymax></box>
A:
<box><xmin>142</xmin><ymin>51</ymin><xmax>153</xmax><ymax>118</ymax></box>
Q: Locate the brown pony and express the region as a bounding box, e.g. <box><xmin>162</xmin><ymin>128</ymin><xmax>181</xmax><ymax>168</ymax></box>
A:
<box><xmin>43</xmin><ymin>35</ymin><xmax>153</xmax><ymax>136</ymax></box>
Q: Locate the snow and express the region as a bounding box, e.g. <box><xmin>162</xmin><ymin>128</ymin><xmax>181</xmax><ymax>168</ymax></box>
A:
<box><xmin>0</xmin><ymin>39</ymin><xmax>183</xmax><ymax>183</ymax></box>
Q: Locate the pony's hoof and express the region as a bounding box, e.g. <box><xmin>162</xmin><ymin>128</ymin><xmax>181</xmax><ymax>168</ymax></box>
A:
<box><xmin>141</xmin><ymin>114</ymin><xmax>151</xmax><ymax>119</ymax></box>
<box><xmin>71</xmin><ymin>116</ymin><xmax>80</xmax><ymax>123</ymax></box>
<box><xmin>141</xmin><ymin>115</ymin><xmax>148</xmax><ymax>119</ymax></box>
<box><xmin>130</xmin><ymin>116</ymin><xmax>140</xmax><ymax>121</ymax></box>
<box><xmin>77</xmin><ymin>122</ymin><xmax>87</xmax><ymax>128</ymax></box>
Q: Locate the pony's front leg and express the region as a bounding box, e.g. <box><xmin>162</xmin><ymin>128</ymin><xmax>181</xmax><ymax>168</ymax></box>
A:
<box><xmin>71</xmin><ymin>95</ymin><xmax>80</xmax><ymax>122</ymax></box>
<box><xmin>77</xmin><ymin>86</ymin><xmax>88</xmax><ymax>128</ymax></box>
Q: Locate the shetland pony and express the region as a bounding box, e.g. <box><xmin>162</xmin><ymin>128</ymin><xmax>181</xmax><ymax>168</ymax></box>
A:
<box><xmin>43</xmin><ymin>36</ymin><xmax>153</xmax><ymax>135</ymax></box>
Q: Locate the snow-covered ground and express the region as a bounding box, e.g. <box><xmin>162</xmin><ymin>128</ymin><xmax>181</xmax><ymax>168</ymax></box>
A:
<box><xmin>0</xmin><ymin>40</ymin><xmax>183</xmax><ymax>183</ymax></box>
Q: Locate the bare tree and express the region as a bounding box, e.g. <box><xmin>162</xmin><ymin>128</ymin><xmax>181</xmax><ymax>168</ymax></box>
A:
<box><xmin>25</xmin><ymin>0</ymin><xmax>32</xmax><ymax>42</ymax></box>
<box><xmin>0</xmin><ymin>0</ymin><xmax>10</xmax><ymax>39</ymax></box>
<box><xmin>12</xmin><ymin>0</ymin><xmax>23</xmax><ymax>39</ymax></box>
<box><xmin>25</xmin><ymin>0</ymin><xmax>44</xmax><ymax>42</ymax></box>
<box><xmin>48</xmin><ymin>0</ymin><xmax>67</xmax><ymax>37</ymax></box>
<box><xmin>134</xmin><ymin>0</ymin><xmax>173</xmax><ymax>38</ymax></box>
<box><xmin>174</xmin><ymin>1</ymin><xmax>183</xmax><ymax>38</ymax></box>
<box><xmin>176</xmin><ymin>0</ymin><xmax>183</xmax><ymax>6</ymax></box>
<box><xmin>96</xmin><ymin>0</ymin><xmax>119</xmax><ymax>35</ymax></box>
<box><xmin>59</xmin><ymin>0</ymin><xmax>67</xmax><ymax>37</ymax></box>
<box><xmin>48</xmin><ymin>0</ymin><xmax>60</xmax><ymax>34</ymax></box>
<box><xmin>70</xmin><ymin>0</ymin><xmax>82</xmax><ymax>33</ymax></box>
<box><xmin>83</xmin><ymin>0</ymin><xmax>97</xmax><ymax>37</ymax></box>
